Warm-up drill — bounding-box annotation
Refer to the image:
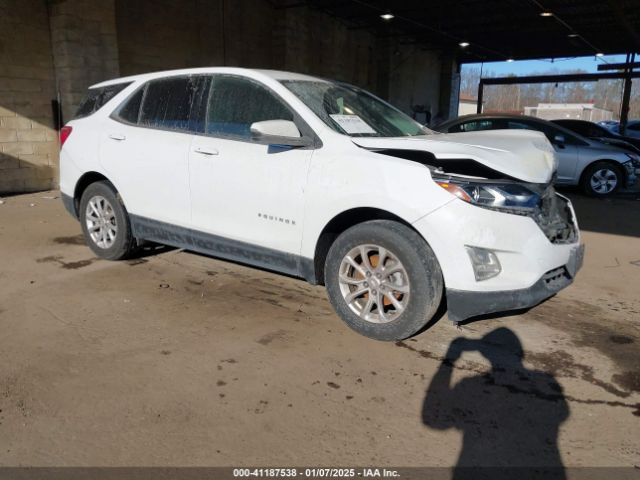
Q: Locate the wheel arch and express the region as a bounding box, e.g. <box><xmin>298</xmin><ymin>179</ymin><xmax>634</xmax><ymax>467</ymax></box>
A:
<box><xmin>310</xmin><ymin>207</ymin><xmax>420</xmax><ymax>286</ymax></box>
<box><xmin>578</xmin><ymin>158</ymin><xmax>626</xmax><ymax>187</ymax></box>
<box><xmin>72</xmin><ymin>171</ymin><xmax>119</xmax><ymax>218</ymax></box>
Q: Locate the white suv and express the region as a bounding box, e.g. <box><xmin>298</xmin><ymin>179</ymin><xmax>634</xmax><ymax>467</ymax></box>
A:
<box><xmin>59</xmin><ymin>68</ymin><xmax>584</xmax><ymax>340</ymax></box>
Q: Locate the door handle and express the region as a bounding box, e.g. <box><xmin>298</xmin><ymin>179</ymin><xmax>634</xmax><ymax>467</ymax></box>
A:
<box><xmin>108</xmin><ymin>133</ymin><xmax>126</xmax><ymax>141</ymax></box>
<box><xmin>193</xmin><ymin>146</ymin><xmax>219</xmax><ymax>156</ymax></box>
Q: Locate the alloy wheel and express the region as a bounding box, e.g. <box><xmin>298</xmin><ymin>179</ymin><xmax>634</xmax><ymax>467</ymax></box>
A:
<box><xmin>338</xmin><ymin>244</ymin><xmax>410</xmax><ymax>324</ymax></box>
<box><xmin>85</xmin><ymin>195</ymin><xmax>118</xmax><ymax>249</ymax></box>
<box><xmin>590</xmin><ymin>168</ymin><xmax>618</xmax><ymax>194</ymax></box>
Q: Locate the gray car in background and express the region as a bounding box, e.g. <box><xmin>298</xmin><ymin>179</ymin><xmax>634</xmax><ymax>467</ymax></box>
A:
<box><xmin>552</xmin><ymin>119</ymin><xmax>640</xmax><ymax>154</ymax></box>
<box><xmin>434</xmin><ymin>114</ymin><xmax>640</xmax><ymax>196</ymax></box>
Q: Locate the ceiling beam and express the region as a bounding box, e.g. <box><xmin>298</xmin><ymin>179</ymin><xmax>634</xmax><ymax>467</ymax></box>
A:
<box><xmin>481</xmin><ymin>71</ymin><xmax>640</xmax><ymax>85</ymax></box>
<box><xmin>607</xmin><ymin>0</ymin><xmax>640</xmax><ymax>51</ymax></box>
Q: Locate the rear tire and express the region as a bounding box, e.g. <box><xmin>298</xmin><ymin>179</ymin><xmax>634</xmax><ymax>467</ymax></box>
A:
<box><xmin>79</xmin><ymin>181</ymin><xmax>136</xmax><ymax>260</ymax></box>
<box><xmin>324</xmin><ymin>220</ymin><xmax>443</xmax><ymax>341</ymax></box>
<box><xmin>581</xmin><ymin>161</ymin><xmax>622</xmax><ymax>196</ymax></box>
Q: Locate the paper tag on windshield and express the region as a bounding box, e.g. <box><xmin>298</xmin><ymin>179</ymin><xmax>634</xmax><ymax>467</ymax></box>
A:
<box><xmin>329</xmin><ymin>114</ymin><xmax>377</xmax><ymax>134</ymax></box>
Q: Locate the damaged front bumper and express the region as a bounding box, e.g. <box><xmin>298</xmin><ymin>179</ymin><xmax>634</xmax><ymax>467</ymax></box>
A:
<box><xmin>413</xmin><ymin>187</ymin><xmax>583</xmax><ymax>323</ymax></box>
<box><xmin>446</xmin><ymin>243</ymin><xmax>584</xmax><ymax>323</ymax></box>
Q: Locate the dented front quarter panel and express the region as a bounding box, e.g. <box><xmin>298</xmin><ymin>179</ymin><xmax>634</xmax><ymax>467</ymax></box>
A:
<box><xmin>299</xmin><ymin>146</ymin><xmax>456</xmax><ymax>259</ymax></box>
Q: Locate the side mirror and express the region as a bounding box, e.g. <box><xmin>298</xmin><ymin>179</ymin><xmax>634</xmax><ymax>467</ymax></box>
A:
<box><xmin>250</xmin><ymin>120</ymin><xmax>311</xmax><ymax>148</ymax></box>
<box><xmin>553</xmin><ymin>134</ymin><xmax>566</xmax><ymax>145</ymax></box>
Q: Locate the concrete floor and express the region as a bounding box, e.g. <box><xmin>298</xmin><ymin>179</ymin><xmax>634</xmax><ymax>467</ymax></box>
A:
<box><xmin>0</xmin><ymin>190</ymin><xmax>638</xmax><ymax>468</ymax></box>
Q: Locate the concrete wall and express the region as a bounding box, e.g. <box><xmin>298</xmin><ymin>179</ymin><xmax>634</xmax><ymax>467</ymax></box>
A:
<box><xmin>0</xmin><ymin>0</ymin><xmax>59</xmax><ymax>193</ymax></box>
<box><xmin>116</xmin><ymin>0</ymin><xmax>284</xmax><ymax>76</ymax></box>
<box><xmin>387</xmin><ymin>45</ymin><xmax>443</xmax><ymax>125</ymax></box>
<box><xmin>118</xmin><ymin>0</ymin><xmax>215</xmax><ymax>75</ymax></box>
<box><xmin>116</xmin><ymin>1</ymin><xmax>383</xmax><ymax>92</ymax></box>
<box><xmin>0</xmin><ymin>0</ymin><xmax>457</xmax><ymax>194</ymax></box>
<box><xmin>120</xmin><ymin>1</ymin><xmax>449</xmax><ymax>120</ymax></box>
<box><xmin>49</xmin><ymin>0</ymin><xmax>120</xmax><ymax>122</ymax></box>
<box><xmin>278</xmin><ymin>6</ymin><xmax>382</xmax><ymax>93</ymax></box>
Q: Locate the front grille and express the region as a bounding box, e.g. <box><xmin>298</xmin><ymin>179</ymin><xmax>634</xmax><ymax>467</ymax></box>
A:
<box><xmin>532</xmin><ymin>187</ymin><xmax>577</xmax><ymax>244</ymax></box>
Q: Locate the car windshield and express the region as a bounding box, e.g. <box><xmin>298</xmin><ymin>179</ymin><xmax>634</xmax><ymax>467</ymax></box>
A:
<box><xmin>281</xmin><ymin>80</ymin><xmax>431</xmax><ymax>137</ymax></box>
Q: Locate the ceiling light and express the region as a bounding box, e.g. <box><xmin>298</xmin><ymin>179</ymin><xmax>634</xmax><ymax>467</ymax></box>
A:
<box><xmin>459</xmin><ymin>42</ymin><xmax>470</xmax><ymax>48</ymax></box>
<box><xmin>539</xmin><ymin>12</ymin><xmax>553</xmax><ymax>17</ymax></box>
<box><xmin>380</xmin><ymin>13</ymin><xmax>394</xmax><ymax>20</ymax></box>
<box><xmin>506</xmin><ymin>58</ymin><xmax>514</xmax><ymax>62</ymax></box>
<box><xmin>567</xmin><ymin>33</ymin><xmax>579</xmax><ymax>38</ymax></box>
<box><xmin>596</xmin><ymin>52</ymin><xmax>604</xmax><ymax>57</ymax></box>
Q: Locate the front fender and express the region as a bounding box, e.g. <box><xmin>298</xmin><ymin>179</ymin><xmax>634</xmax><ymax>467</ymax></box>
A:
<box><xmin>300</xmin><ymin>150</ymin><xmax>454</xmax><ymax>259</ymax></box>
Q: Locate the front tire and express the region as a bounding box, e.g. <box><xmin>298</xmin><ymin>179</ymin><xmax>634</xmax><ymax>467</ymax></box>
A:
<box><xmin>581</xmin><ymin>161</ymin><xmax>622</xmax><ymax>196</ymax></box>
<box><xmin>324</xmin><ymin>220</ymin><xmax>443</xmax><ymax>341</ymax></box>
<box><xmin>79</xmin><ymin>181</ymin><xmax>136</xmax><ymax>260</ymax></box>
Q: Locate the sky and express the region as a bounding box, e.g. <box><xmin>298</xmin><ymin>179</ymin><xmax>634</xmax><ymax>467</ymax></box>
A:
<box><xmin>462</xmin><ymin>54</ymin><xmax>629</xmax><ymax>76</ymax></box>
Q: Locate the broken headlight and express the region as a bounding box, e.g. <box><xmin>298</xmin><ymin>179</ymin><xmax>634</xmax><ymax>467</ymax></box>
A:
<box><xmin>435</xmin><ymin>178</ymin><xmax>541</xmax><ymax>212</ymax></box>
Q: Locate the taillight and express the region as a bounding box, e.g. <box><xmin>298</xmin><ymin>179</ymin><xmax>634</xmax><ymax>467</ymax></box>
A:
<box><xmin>59</xmin><ymin>126</ymin><xmax>73</xmax><ymax>148</ymax></box>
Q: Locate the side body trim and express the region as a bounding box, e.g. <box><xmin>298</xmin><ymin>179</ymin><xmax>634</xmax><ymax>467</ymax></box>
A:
<box><xmin>130</xmin><ymin>215</ymin><xmax>317</xmax><ymax>283</ymax></box>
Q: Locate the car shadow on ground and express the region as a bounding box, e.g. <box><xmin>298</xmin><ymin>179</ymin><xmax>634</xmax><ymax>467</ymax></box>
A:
<box><xmin>557</xmin><ymin>187</ymin><xmax>640</xmax><ymax>238</ymax></box>
<box><xmin>52</xmin><ymin>235</ymin><xmax>176</xmax><ymax>259</ymax></box>
<box><xmin>133</xmin><ymin>242</ymin><xmax>176</xmax><ymax>258</ymax></box>
<box><xmin>422</xmin><ymin>327</ymin><xmax>569</xmax><ymax>480</ymax></box>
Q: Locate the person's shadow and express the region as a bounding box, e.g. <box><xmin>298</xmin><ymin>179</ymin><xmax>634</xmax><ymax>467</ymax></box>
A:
<box><xmin>422</xmin><ymin>328</ymin><xmax>569</xmax><ymax>480</ymax></box>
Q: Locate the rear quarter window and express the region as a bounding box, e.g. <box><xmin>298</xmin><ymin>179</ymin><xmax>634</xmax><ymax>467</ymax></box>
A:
<box><xmin>74</xmin><ymin>82</ymin><xmax>132</xmax><ymax>119</ymax></box>
<box><xmin>115</xmin><ymin>88</ymin><xmax>144</xmax><ymax>124</ymax></box>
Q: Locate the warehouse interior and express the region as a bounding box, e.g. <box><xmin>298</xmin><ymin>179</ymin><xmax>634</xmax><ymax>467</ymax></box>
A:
<box><xmin>0</xmin><ymin>1</ymin><xmax>640</xmax><ymax>472</ymax></box>
<box><xmin>0</xmin><ymin>0</ymin><xmax>638</xmax><ymax>193</ymax></box>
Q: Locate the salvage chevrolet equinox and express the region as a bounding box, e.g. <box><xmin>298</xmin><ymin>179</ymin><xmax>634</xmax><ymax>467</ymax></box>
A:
<box><xmin>59</xmin><ymin>68</ymin><xmax>584</xmax><ymax>340</ymax></box>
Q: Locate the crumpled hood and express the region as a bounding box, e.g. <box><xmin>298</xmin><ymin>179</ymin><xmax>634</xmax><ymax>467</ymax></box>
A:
<box><xmin>352</xmin><ymin>129</ymin><xmax>557</xmax><ymax>183</ymax></box>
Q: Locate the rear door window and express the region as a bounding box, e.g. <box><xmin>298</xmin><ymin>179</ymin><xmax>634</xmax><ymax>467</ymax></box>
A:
<box><xmin>75</xmin><ymin>82</ymin><xmax>132</xmax><ymax>119</ymax></box>
<box><xmin>206</xmin><ymin>75</ymin><xmax>294</xmax><ymax>140</ymax></box>
<box><xmin>137</xmin><ymin>76</ymin><xmax>209</xmax><ymax>133</ymax></box>
<box><xmin>519</xmin><ymin>121</ymin><xmax>584</xmax><ymax>145</ymax></box>
<box><xmin>560</xmin><ymin>122</ymin><xmax>603</xmax><ymax>137</ymax></box>
<box><xmin>587</xmin><ymin>124</ymin><xmax>608</xmax><ymax>137</ymax></box>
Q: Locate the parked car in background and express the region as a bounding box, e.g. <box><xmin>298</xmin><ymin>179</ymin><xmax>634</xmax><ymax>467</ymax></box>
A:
<box><xmin>611</xmin><ymin>120</ymin><xmax>640</xmax><ymax>139</ymax></box>
<box><xmin>552</xmin><ymin>119</ymin><xmax>640</xmax><ymax>153</ymax></box>
<box><xmin>435</xmin><ymin>114</ymin><xmax>640</xmax><ymax>196</ymax></box>
<box><xmin>598</xmin><ymin>120</ymin><xmax>619</xmax><ymax>130</ymax></box>
<box><xmin>59</xmin><ymin>68</ymin><xmax>584</xmax><ymax>340</ymax></box>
